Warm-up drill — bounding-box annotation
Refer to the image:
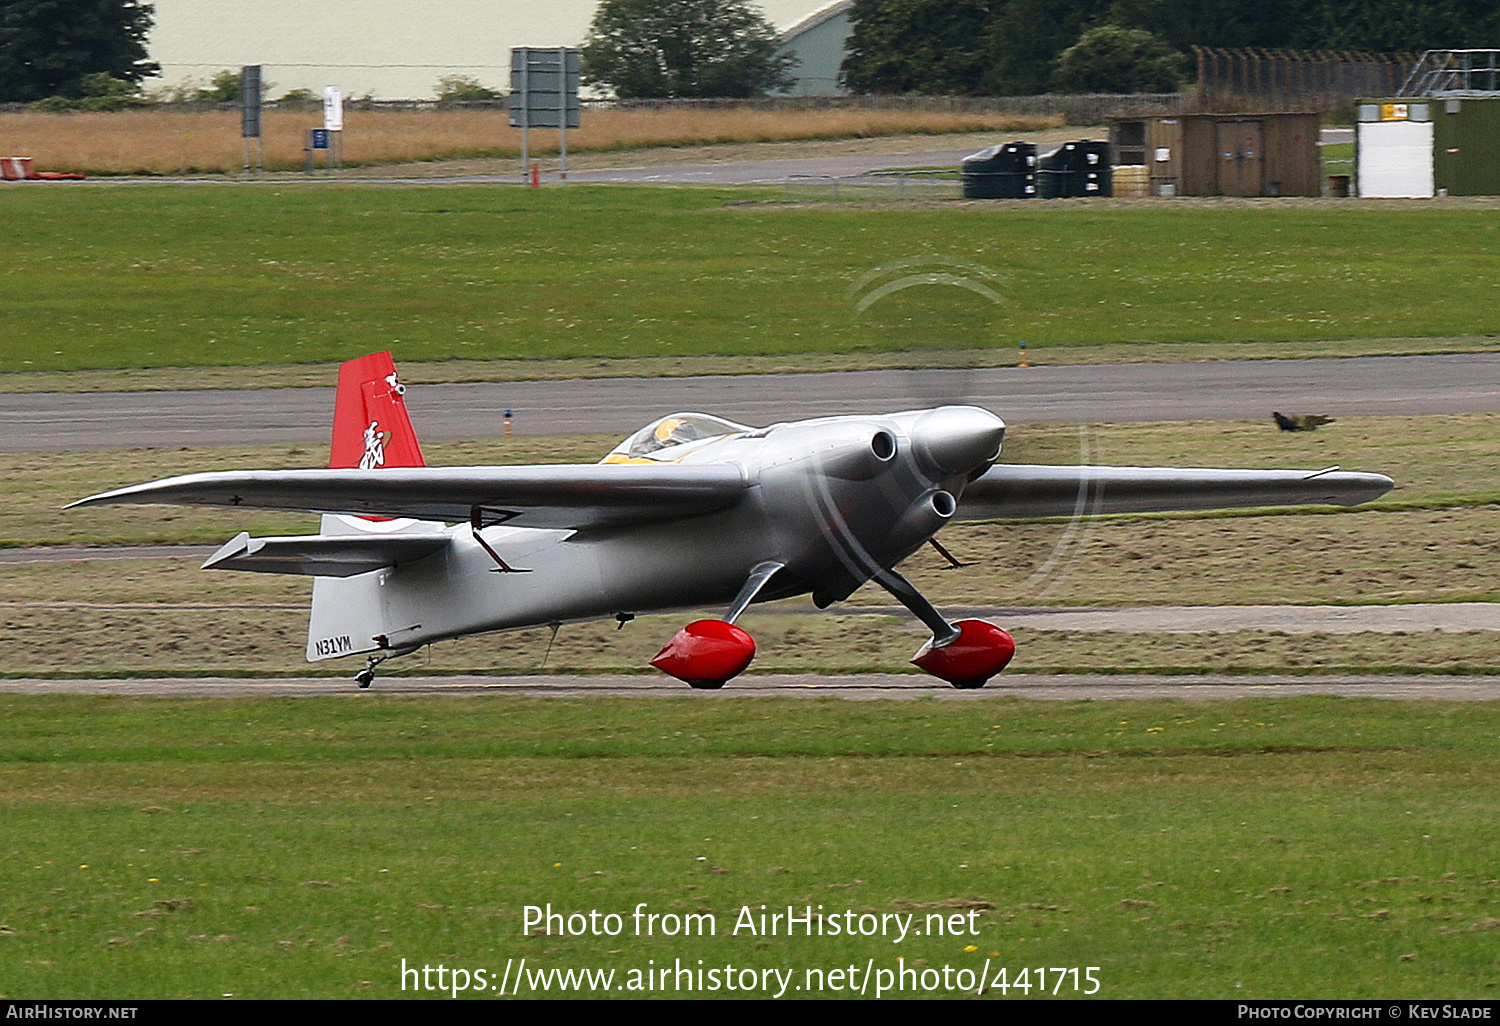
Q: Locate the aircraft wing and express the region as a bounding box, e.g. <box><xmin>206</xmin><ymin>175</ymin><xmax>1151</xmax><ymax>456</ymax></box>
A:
<box><xmin>957</xmin><ymin>464</ymin><xmax>1394</xmax><ymax>519</ymax></box>
<box><xmin>69</xmin><ymin>464</ymin><xmax>749</xmax><ymax>530</ymax></box>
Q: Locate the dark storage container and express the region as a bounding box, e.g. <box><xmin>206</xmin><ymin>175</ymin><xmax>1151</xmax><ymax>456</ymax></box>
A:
<box><xmin>1037</xmin><ymin>140</ymin><xmax>1112</xmax><ymax>198</ymax></box>
<box><xmin>961</xmin><ymin>142</ymin><xmax>1037</xmax><ymax>199</ymax></box>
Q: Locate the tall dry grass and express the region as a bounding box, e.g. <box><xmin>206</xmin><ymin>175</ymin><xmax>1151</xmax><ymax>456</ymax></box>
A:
<box><xmin>0</xmin><ymin>106</ymin><xmax>1061</xmax><ymax>175</ymax></box>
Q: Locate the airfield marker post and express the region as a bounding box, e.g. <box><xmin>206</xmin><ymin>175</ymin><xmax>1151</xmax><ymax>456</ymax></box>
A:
<box><xmin>323</xmin><ymin>86</ymin><xmax>344</xmax><ymax>171</ymax></box>
<box><xmin>518</xmin><ymin>55</ymin><xmax>529</xmax><ymax>180</ymax></box>
<box><xmin>557</xmin><ymin>46</ymin><xmax>568</xmax><ymax>181</ymax></box>
<box><xmin>240</xmin><ymin>65</ymin><xmax>263</xmax><ymax>176</ymax></box>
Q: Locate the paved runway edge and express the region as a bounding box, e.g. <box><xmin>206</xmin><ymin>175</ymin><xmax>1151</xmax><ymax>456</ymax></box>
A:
<box><xmin>2</xmin><ymin>674</ymin><xmax>1497</xmax><ymax>699</ymax></box>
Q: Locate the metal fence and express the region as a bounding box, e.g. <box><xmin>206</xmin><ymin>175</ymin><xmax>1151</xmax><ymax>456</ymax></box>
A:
<box><xmin>586</xmin><ymin>93</ymin><xmax>1186</xmax><ymax>120</ymax></box>
<box><xmin>1193</xmin><ymin>48</ymin><xmax>1417</xmax><ymax>110</ymax></box>
<box><xmin>0</xmin><ymin>92</ymin><xmax>1188</xmax><ymax>122</ymax></box>
<box><xmin>1400</xmin><ymin>49</ymin><xmax>1500</xmax><ymax>96</ymax></box>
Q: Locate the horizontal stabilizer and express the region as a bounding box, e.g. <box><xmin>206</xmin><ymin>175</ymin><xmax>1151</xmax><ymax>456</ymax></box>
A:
<box><xmin>203</xmin><ymin>530</ymin><xmax>451</xmax><ymax>577</ymax></box>
<box><xmin>959</xmin><ymin>465</ymin><xmax>1394</xmax><ymax>519</ymax></box>
<box><xmin>70</xmin><ymin>464</ymin><xmax>749</xmax><ymax>530</ymax></box>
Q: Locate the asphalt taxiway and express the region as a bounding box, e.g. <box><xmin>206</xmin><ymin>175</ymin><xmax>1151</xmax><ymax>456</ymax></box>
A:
<box><xmin>3</xmin><ymin>353</ymin><xmax>1497</xmax><ymax>453</ymax></box>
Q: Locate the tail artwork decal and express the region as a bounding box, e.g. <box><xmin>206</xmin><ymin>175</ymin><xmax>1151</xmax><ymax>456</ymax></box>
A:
<box><xmin>329</xmin><ymin>351</ymin><xmax>426</xmax><ymax>470</ymax></box>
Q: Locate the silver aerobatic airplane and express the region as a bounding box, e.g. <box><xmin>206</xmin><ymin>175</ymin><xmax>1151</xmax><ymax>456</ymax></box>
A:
<box><xmin>72</xmin><ymin>352</ymin><xmax>1393</xmax><ymax>689</ymax></box>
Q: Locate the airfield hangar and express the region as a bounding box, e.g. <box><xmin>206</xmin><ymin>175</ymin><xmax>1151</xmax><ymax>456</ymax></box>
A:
<box><xmin>777</xmin><ymin>0</ymin><xmax>856</xmax><ymax>97</ymax></box>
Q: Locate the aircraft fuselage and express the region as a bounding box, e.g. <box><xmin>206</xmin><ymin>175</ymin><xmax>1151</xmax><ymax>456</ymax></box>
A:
<box><xmin>308</xmin><ymin>408</ymin><xmax>1005</xmax><ymax>658</ymax></box>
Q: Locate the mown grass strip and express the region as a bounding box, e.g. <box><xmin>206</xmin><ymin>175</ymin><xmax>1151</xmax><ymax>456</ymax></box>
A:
<box><xmin>3</xmin><ymin>187</ymin><xmax>1499</xmax><ymax>373</ymax></box>
<box><xmin>0</xmin><ymin>696</ymin><xmax>1495</xmax><ymax>999</ymax></box>
<box><xmin>5</xmin><ymin>335</ymin><xmax>1499</xmax><ymax>395</ymax></box>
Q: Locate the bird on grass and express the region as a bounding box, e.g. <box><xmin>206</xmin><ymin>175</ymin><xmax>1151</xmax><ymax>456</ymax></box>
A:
<box><xmin>1273</xmin><ymin>412</ymin><xmax>1335</xmax><ymax>431</ymax></box>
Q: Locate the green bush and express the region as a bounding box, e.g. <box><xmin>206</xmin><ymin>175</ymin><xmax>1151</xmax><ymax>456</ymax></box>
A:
<box><xmin>29</xmin><ymin>73</ymin><xmax>151</xmax><ymax>112</ymax></box>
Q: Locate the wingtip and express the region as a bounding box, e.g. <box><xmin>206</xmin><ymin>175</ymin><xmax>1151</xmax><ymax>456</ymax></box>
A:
<box><xmin>63</xmin><ymin>492</ymin><xmax>109</xmax><ymax>510</ymax></box>
<box><xmin>64</xmin><ymin>483</ymin><xmax>153</xmax><ymax>510</ymax></box>
<box><xmin>1336</xmin><ymin>471</ymin><xmax>1396</xmax><ymax>505</ymax></box>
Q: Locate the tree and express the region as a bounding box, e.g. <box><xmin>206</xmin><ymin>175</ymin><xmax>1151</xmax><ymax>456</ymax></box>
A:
<box><xmin>1051</xmin><ymin>25</ymin><xmax>1188</xmax><ymax>93</ymax></box>
<box><xmin>841</xmin><ymin>0</ymin><xmax>996</xmax><ymax>95</ymax></box>
<box><xmin>841</xmin><ymin>0</ymin><xmax>1494</xmax><ymax>99</ymax></box>
<box><xmin>839</xmin><ymin>0</ymin><xmax>1094</xmax><ymax>96</ymax></box>
<box><xmin>978</xmin><ymin>0</ymin><xmax>1092</xmax><ymax>95</ymax></box>
<box><xmin>1296</xmin><ymin>0</ymin><xmax>1500</xmax><ymax>52</ymax></box>
<box><xmin>582</xmin><ymin>0</ymin><xmax>795</xmax><ymax>99</ymax></box>
<box><xmin>0</xmin><ymin>0</ymin><xmax>157</xmax><ymax>103</ymax></box>
<box><xmin>1104</xmin><ymin>0</ymin><xmax>1287</xmax><ymax>50</ymax></box>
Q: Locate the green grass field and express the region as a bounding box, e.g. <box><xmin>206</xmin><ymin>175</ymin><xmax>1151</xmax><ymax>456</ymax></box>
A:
<box><xmin>1</xmin><ymin>186</ymin><xmax>1498</xmax><ymax>379</ymax></box>
<box><xmin>1</xmin><ymin>696</ymin><xmax>1496</xmax><ymax>1000</ymax></box>
<box><xmin>4</xmin><ymin>178</ymin><xmax>1499</xmax><ymax>1001</ymax></box>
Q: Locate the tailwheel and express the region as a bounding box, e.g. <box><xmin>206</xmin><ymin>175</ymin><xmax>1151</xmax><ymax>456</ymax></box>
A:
<box><xmin>911</xmin><ymin>619</ymin><xmax>1016</xmax><ymax>688</ymax></box>
<box><xmin>650</xmin><ymin>620</ymin><xmax>756</xmax><ymax>689</ymax></box>
<box><xmin>355</xmin><ymin>651</ymin><xmax>394</xmax><ymax>690</ymax></box>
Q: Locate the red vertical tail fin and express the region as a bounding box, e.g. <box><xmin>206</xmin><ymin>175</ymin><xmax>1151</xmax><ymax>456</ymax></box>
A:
<box><xmin>311</xmin><ymin>353</ymin><xmax>435</xmax><ymax>663</ymax></box>
<box><xmin>329</xmin><ymin>352</ymin><xmax>426</xmax><ymax>470</ymax></box>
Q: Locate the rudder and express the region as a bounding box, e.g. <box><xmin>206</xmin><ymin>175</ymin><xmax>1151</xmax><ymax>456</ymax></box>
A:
<box><xmin>309</xmin><ymin>352</ymin><xmax>445</xmax><ymax>664</ymax></box>
<box><xmin>329</xmin><ymin>351</ymin><xmax>425</xmax><ymax>470</ymax></box>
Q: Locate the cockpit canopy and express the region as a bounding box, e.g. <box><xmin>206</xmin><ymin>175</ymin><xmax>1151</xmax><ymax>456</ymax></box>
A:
<box><xmin>605</xmin><ymin>413</ymin><xmax>752</xmax><ymax>462</ymax></box>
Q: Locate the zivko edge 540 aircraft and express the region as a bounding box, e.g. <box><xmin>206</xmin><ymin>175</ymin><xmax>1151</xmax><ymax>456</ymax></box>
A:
<box><xmin>72</xmin><ymin>352</ymin><xmax>1394</xmax><ymax>690</ymax></box>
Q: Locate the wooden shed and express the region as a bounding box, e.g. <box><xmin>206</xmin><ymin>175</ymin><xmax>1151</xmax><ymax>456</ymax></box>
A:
<box><xmin>1110</xmin><ymin>113</ymin><xmax>1322</xmax><ymax>197</ymax></box>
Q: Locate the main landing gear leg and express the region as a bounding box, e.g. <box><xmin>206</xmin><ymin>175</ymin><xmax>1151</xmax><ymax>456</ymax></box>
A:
<box><xmin>651</xmin><ymin>561</ymin><xmax>785</xmax><ymax>690</ymax></box>
<box><xmin>872</xmin><ymin>568</ymin><xmax>1015</xmax><ymax>689</ymax></box>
